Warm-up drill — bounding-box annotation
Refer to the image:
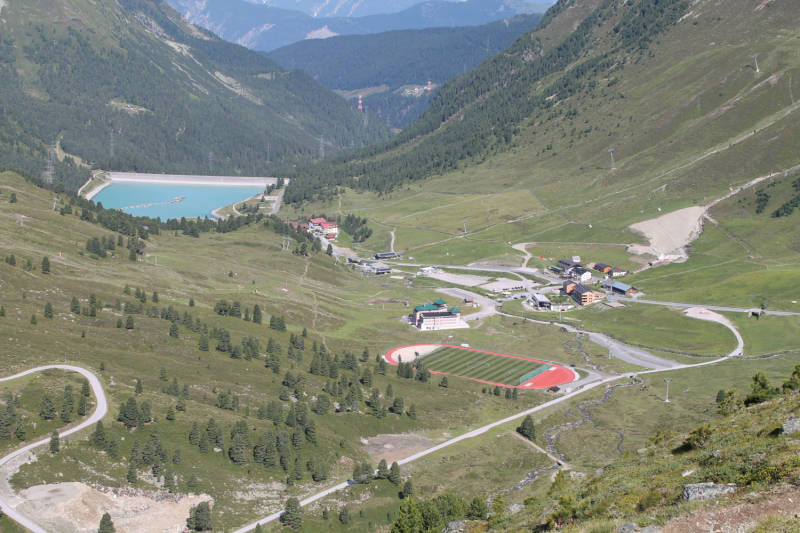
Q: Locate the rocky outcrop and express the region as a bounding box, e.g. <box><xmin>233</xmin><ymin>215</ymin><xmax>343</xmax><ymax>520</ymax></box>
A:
<box><xmin>442</xmin><ymin>520</ymin><xmax>483</xmax><ymax>533</ymax></box>
<box><xmin>682</xmin><ymin>482</ymin><xmax>736</xmax><ymax>501</ymax></box>
<box><xmin>782</xmin><ymin>417</ymin><xmax>800</xmax><ymax>434</ymax></box>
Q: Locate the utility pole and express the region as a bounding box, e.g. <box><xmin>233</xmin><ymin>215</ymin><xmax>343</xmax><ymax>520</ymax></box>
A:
<box><xmin>52</xmin><ymin>198</ymin><xmax>58</xmax><ymax>211</ymax></box>
<box><xmin>462</xmin><ymin>220</ymin><xmax>467</xmax><ymax>234</ymax></box>
<box><xmin>663</xmin><ymin>378</ymin><xmax>672</xmax><ymax>403</ymax></box>
<box><xmin>752</xmin><ymin>54</ymin><xmax>759</xmax><ymax>73</ymax></box>
<box><xmin>608</xmin><ymin>148</ymin><xmax>616</xmax><ymax>170</ymax></box>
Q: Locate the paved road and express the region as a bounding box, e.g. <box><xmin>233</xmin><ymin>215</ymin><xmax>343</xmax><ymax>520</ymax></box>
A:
<box><xmin>623</xmin><ymin>298</ymin><xmax>800</xmax><ymax>317</ymax></box>
<box><xmin>0</xmin><ymin>365</ymin><xmax>108</xmax><ymax>533</ymax></box>
<box><xmin>270</xmin><ymin>188</ymin><xmax>286</xmax><ymax>216</ymax></box>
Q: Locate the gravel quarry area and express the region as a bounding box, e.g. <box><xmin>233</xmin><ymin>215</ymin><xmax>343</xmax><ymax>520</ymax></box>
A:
<box><xmin>629</xmin><ymin>206</ymin><xmax>705</xmax><ymax>256</ymax></box>
<box><xmin>9</xmin><ymin>482</ymin><xmax>212</xmax><ymax>533</ymax></box>
<box><xmin>362</xmin><ymin>434</ymin><xmax>435</xmax><ymax>464</ymax></box>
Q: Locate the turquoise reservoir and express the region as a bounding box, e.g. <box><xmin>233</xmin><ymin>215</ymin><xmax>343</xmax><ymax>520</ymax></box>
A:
<box><xmin>92</xmin><ymin>182</ymin><xmax>264</xmax><ymax>220</ymax></box>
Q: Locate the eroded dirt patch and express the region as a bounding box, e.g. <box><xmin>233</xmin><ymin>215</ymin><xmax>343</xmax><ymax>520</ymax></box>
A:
<box><xmin>363</xmin><ymin>434</ymin><xmax>434</xmax><ymax>464</ymax></box>
<box><xmin>12</xmin><ymin>482</ymin><xmax>212</xmax><ymax>533</ymax></box>
<box><xmin>663</xmin><ymin>484</ymin><xmax>800</xmax><ymax>533</ymax></box>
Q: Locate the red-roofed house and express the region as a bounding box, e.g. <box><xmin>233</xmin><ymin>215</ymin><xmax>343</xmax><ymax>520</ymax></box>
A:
<box><xmin>320</xmin><ymin>221</ymin><xmax>339</xmax><ymax>238</ymax></box>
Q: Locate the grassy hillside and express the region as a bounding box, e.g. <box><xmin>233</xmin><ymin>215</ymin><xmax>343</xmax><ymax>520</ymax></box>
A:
<box><xmin>0</xmin><ymin>0</ymin><xmax>388</xmax><ymax>189</ymax></box>
<box><xmin>0</xmin><ymin>169</ymin><xmax>611</xmax><ymax>531</ymax></box>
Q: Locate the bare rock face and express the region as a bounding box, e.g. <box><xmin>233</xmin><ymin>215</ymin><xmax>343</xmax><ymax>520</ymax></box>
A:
<box><xmin>782</xmin><ymin>417</ymin><xmax>800</xmax><ymax>434</ymax></box>
<box><xmin>682</xmin><ymin>482</ymin><xmax>736</xmax><ymax>501</ymax></box>
<box><xmin>442</xmin><ymin>520</ymin><xmax>483</xmax><ymax>533</ymax></box>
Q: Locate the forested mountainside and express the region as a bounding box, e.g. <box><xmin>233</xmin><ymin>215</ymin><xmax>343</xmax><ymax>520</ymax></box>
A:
<box><xmin>267</xmin><ymin>14</ymin><xmax>543</xmax><ymax>130</ymax></box>
<box><xmin>0</xmin><ymin>0</ymin><xmax>388</xmax><ymax>190</ymax></box>
<box><xmin>267</xmin><ymin>15</ymin><xmax>544</xmax><ymax>91</ymax></box>
<box><xmin>279</xmin><ymin>0</ymin><xmax>800</xmax><ymax>215</ymax></box>
<box><xmin>165</xmin><ymin>0</ymin><xmax>546</xmax><ymax>52</ymax></box>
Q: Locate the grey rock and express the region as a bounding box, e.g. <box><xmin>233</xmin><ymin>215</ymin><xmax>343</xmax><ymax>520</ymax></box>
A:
<box><xmin>782</xmin><ymin>417</ymin><xmax>800</xmax><ymax>434</ymax></box>
<box><xmin>442</xmin><ymin>521</ymin><xmax>467</xmax><ymax>533</ymax></box>
<box><xmin>506</xmin><ymin>503</ymin><xmax>524</xmax><ymax>514</ymax></box>
<box><xmin>617</xmin><ymin>523</ymin><xmax>639</xmax><ymax>533</ymax></box>
<box><xmin>682</xmin><ymin>482</ymin><xmax>736</xmax><ymax>501</ymax></box>
<box><xmin>641</xmin><ymin>527</ymin><xmax>661</xmax><ymax>533</ymax></box>
<box><xmin>711</xmin><ymin>450</ymin><xmax>721</xmax><ymax>457</ymax></box>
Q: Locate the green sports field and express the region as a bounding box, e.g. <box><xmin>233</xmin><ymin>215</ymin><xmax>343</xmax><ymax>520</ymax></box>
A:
<box><xmin>422</xmin><ymin>346</ymin><xmax>550</xmax><ymax>387</ymax></box>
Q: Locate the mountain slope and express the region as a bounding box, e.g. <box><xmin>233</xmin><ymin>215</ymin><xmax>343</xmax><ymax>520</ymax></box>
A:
<box><xmin>267</xmin><ymin>15</ymin><xmax>544</xmax><ymax>91</ymax></box>
<box><xmin>0</xmin><ymin>0</ymin><xmax>388</xmax><ymax>189</ymax></box>
<box><xmin>267</xmin><ymin>14</ymin><xmax>543</xmax><ymax>129</ymax></box>
<box><xmin>165</xmin><ymin>0</ymin><xmax>548</xmax><ymax>51</ymax></box>
<box><xmin>249</xmin><ymin>0</ymin><xmax>554</xmax><ymax>19</ymax></box>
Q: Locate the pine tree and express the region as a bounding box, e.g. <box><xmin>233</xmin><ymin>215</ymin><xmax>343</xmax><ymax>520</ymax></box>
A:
<box><xmin>467</xmin><ymin>497</ymin><xmax>488</xmax><ymax>520</ymax></box>
<box><xmin>305</xmin><ymin>419</ymin><xmax>317</xmax><ymax>444</ymax></box>
<box><xmin>281</xmin><ymin>497</ymin><xmax>303</xmax><ymax>529</ymax></box>
<box><xmin>376</xmin><ymin>459</ymin><xmax>389</xmax><ymax>479</ymax></box>
<box><xmin>517</xmin><ymin>415</ymin><xmax>536</xmax><ymax>441</ymax></box>
<box><xmin>49</xmin><ymin>431</ymin><xmax>60</xmax><ymax>453</ymax></box>
<box><xmin>408</xmin><ymin>404</ymin><xmax>417</xmax><ymax>420</ymax></box>
<box><xmin>228</xmin><ymin>434</ymin><xmax>246</xmax><ymax>464</ymax></box>
<box><xmin>439</xmin><ymin>376</ymin><xmax>448</xmax><ymax>388</ymax></box>
<box><xmin>0</xmin><ymin>415</ymin><xmax>11</xmax><ymax>440</ymax></box>
<box><xmin>199</xmin><ymin>432</ymin><xmax>209</xmax><ymax>453</ymax></box>
<box><xmin>81</xmin><ymin>379</ymin><xmax>91</xmax><ymax>397</ymax></box>
<box><xmin>106</xmin><ymin>434</ymin><xmax>120</xmax><ymax>459</ymax></box>
<box><xmin>391</xmin><ymin>498</ymin><xmax>422</xmax><ymax>533</ymax></box>
<box><xmin>493</xmin><ymin>385</ymin><xmax>501</xmax><ymax>396</ymax></box>
<box><xmin>41</xmin><ymin>256</ymin><xmax>50</xmax><ymax>274</ymax></box>
<box><xmin>492</xmin><ymin>494</ymin><xmax>506</xmax><ymax>514</ymax></box>
<box><xmin>125</xmin><ymin>315</ymin><xmax>134</xmax><ymax>330</ymax></box>
<box><xmin>189</xmin><ymin>422</ymin><xmax>200</xmax><ymax>445</ymax></box>
<box><xmin>39</xmin><ymin>393</ymin><xmax>56</xmax><ymax>420</ymax></box>
<box><xmin>116</xmin><ymin>318</ymin><xmax>123</xmax><ymax>328</ymax></box>
<box><xmin>166</xmin><ymin>405</ymin><xmax>175</xmax><ymax>421</ymax></box>
<box><xmin>392</xmin><ymin>397</ymin><xmax>404</xmax><ymax>414</ymax></box>
<box><xmin>187</xmin><ymin>473</ymin><xmax>198</xmax><ymax>487</ymax></box>
<box><xmin>126</xmin><ymin>462</ymin><xmax>137</xmax><ymax>484</ymax></box>
<box><xmin>187</xmin><ymin>501</ymin><xmax>213</xmax><ymax>531</ymax></box>
<box><xmin>78</xmin><ymin>395</ymin><xmax>88</xmax><ymax>416</ymax></box>
<box><xmin>93</xmin><ymin>421</ymin><xmax>106</xmax><ymax>447</ymax></box>
<box><xmin>131</xmin><ymin>440</ymin><xmax>142</xmax><ymax>468</ymax></box>
<box><xmin>716</xmin><ymin>389</ymin><xmax>726</xmax><ymax>403</ymax></box>
<box><xmin>339</xmin><ymin>507</ymin><xmax>350</xmax><ymax>525</ymax></box>
<box><xmin>98</xmin><ymin>512</ymin><xmax>116</xmax><ymax>533</ymax></box>
<box><xmin>159</xmin><ymin>367</ymin><xmax>168</xmax><ymax>381</ymax></box>
<box><xmin>389</xmin><ymin>461</ymin><xmax>402</xmax><ymax>485</ymax></box>
<box><xmin>169</xmin><ymin>323</ymin><xmax>179</xmax><ymax>338</ymax></box>
<box><xmin>402</xmin><ymin>480</ymin><xmax>414</xmax><ymax>498</ymax></box>
<box><xmin>512</xmin><ymin>388</ymin><xmax>519</xmax><ymax>401</ymax></box>
<box><xmin>43</xmin><ymin>302</ymin><xmax>53</xmax><ymax>319</ymax></box>
<box><xmin>152</xmin><ymin>291</ymin><xmax>159</xmax><ymax>303</ymax></box>
<box><xmin>14</xmin><ymin>419</ymin><xmax>25</xmax><ymax>441</ymax></box>
<box><xmin>173</xmin><ymin>449</ymin><xmax>182</xmax><ymax>465</ymax></box>
<box><xmin>30</xmin><ymin>314</ymin><xmax>37</xmax><ymax>325</ymax></box>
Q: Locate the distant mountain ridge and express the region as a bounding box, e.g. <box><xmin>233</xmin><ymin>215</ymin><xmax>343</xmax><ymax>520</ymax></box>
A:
<box><xmin>165</xmin><ymin>0</ymin><xmax>550</xmax><ymax>51</ymax></box>
<box><xmin>247</xmin><ymin>0</ymin><xmax>554</xmax><ymax>18</ymax></box>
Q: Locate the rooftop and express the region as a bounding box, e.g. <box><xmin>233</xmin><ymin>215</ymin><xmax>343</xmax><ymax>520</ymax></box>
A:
<box><xmin>613</xmin><ymin>282</ymin><xmax>633</xmax><ymax>291</ymax></box>
<box><xmin>433</xmin><ymin>298</ymin><xmax>447</xmax><ymax>306</ymax></box>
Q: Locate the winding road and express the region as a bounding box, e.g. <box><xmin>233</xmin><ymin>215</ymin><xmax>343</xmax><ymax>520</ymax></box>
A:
<box><xmin>0</xmin><ymin>365</ymin><xmax>108</xmax><ymax>533</ymax></box>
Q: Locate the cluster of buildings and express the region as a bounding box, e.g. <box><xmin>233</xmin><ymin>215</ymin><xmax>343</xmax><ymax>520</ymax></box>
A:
<box><xmin>283</xmin><ymin>217</ymin><xmax>339</xmax><ymax>240</ymax></box>
<box><xmin>410</xmin><ymin>298</ymin><xmax>468</xmax><ymax>331</ymax></box>
<box><xmin>541</xmin><ymin>256</ymin><xmax>636</xmax><ymax>307</ymax></box>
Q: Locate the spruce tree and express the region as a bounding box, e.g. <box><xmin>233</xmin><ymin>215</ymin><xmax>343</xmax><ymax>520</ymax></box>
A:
<box><xmin>98</xmin><ymin>512</ymin><xmax>116</xmax><ymax>533</ymax></box>
<box><xmin>376</xmin><ymin>459</ymin><xmax>389</xmax><ymax>480</ymax></box>
<box><xmin>166</xmin><ymin>405</ymin><xmax>175</xmax><ymax>421</ymax></box>
<box><xmin>391</xmin><ymin>498</ymin><xmax>422</xmax><ymax>533</ymax></box>
<box><xmin>169</xmin><ymin>322</ymin><xmax>179</xmax><ymax>338</ymax></box>
<box><xmin>41</xmin><ymin>256</ymin><xmax>50</xmax><ymax>274</ymax></box>
<box><xmin>254</xmin><ymin>524</ymin><xmax>264</xmax><ymax>533</ymax></box>
<box><xmin>493</xmin><ymin>385</ymin><xmax>501</xmax><ymax>396</ymax></box>
<box><xmin>389</xmin><ymin>461</ymin><xmax>402</xmax><ymax>485</ymax></box>
<box><xmin>189</xmin><ymin>298</ymin><xmax>195</xmax><ymax>307</ymax></box>
<box><xmin>402</xmin><ymin>480</ymin><xmax>414</xmax><ymax>498</ymax></box>
<box><xmin>512</xmin><ymin>388</ymin><xmax>519</xmax><ymax>401</ymax></box>
<box><xmin>125</xmin><ymin>315</ymin><xmax>134</xmax><ymax>330</ymax></box>
<box><xmin>93</xmin><ymin>421</ymin><xmax>106</xmax><ymax>446</ymax></box>
<box><xmin>78</xmin><ymin>395</ymin><xmax>88</xmax><ymax>416</ymax></box>
<box><xmin>106</xmin><ymin>434</ymin><xmax>120</xmax><ymax>459</ymax></box>
<box><xmin>467</xmin><ymin>497</ymin><xmax>488</xmax><ymax>520</ymax></box>
<box><xmin>189</xmin><ymin>422</ymin><xmax>200</xmax><ymax>445</ymax></box>
<box><xmin>0</xmin><ymin>415</ymin><xmax>11</xmax><ymax>440</ymax></box>
<box><xmin>198</xmin><ymin>334</ymin><xmax>209</xmax><ymax>351</ymax></box>
<box><xmin>228</xmin><ymin>434</ymin><xmax>246</xmax><ymax>464</ymax></box>
<box><xmin>30</xmin><ymin>314</ymin><xmax>37</xmax><ymax>325</ymax></box>
<box><xmin>152</xmin><ymin>291</ymin><xmax>159</xmax><ymax>303</ymax></box>
<box><xmin>39</xmin><ymin>393</ymin><xmax>56</xmax><ymax>420</ymax></box>
<box><xmin>339</xmin><ymin>507</ymin><xmax>350</xmax><ymax>525</ymax></box>
<box><xmin>44</xmin><ymin>302</ymin><xmax>53</xmax><ymax>319</ymax></box>
<box><xmin>116</xmin><ymin>318</ymin><xmax>123</xmax><ymax>329</ymax></box>
<box><xmin>281</xmin><ymin>497</ymin><xmax>303</xmax><ymax>529</ymax></box>
<box><xmin>173</xmin><ymin>449</ymin><xmax>182</xmax><ymax>464</ymax></box>
<box><xmin>408</xmin><ymin>404</ymin><xmax>417</xmax><ymax>420</ymax></box>
<box><xmin>305</xmin><ymin>419</ymin><xmax>317</xmax><ymax>445</ymax></box>
<box><xmin>81</xmin><ymin>379</ymin><xmax>91</xmax><ymax>397</ymax></box>
<box><xmin>517</xmin><ymin>415</ymin><xmax>536</xmax><ymax>441</ymax></box>
<box><xmin>131</xmin><ymin>440</ymin><xmax>142</xmax><ymax>468</ymax></box>
<box><xmin>187</xmin><ymin>501</ymin><xmax>212</xmax><ymax>531</ymax></box>
<box><xmin>252</xmin><ymin>304</ymin><xmax>262</xmax><ymax>324</ymax></box>
<box><xmin>14</xmin><ymin>419</ymin><xmax>25</xmax><ymax>441</ymax></box>
<box><xmin>49</xmin><ymin>431</ymin><xmax>60</xmax><ymax>453</ymax></box>
<box><xmin>187</xmin><ymin>473</ymin><xmax>198</xmax><ymax>487</ymax></box>
<box><xmin>199</xmin><ymin>432</ymin><xmax>209</xmax><ymax>453</ymax></box>
<box><xmin>126</xmin><ymin>462</ymin><xmax>137</xmax><ymax>484</ymax></box>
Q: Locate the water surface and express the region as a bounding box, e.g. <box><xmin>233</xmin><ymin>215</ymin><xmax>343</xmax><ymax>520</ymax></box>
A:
<box><xmin>93</xmin><ymin>182</ymin><xmax>264</xmax><ymax>220</ymax></box>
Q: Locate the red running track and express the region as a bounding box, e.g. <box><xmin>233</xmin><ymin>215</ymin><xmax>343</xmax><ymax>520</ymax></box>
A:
<box><xmin>384</xmin><ymin>344</ymin><xmax>576</xmax><ymax>390</ymax></box>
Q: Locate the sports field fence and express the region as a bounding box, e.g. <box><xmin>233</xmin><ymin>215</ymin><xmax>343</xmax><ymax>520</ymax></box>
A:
<box><xmin>518</xmin><ymin>364</ymin><xmax>553</xmax><ymax>385</ymax></box>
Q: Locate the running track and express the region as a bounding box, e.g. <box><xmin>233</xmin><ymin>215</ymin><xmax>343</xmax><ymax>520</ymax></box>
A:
<box><xmin>385</xmin><ymin>344</ymin><xmax>577</xmax><ymax>389</ymax></box>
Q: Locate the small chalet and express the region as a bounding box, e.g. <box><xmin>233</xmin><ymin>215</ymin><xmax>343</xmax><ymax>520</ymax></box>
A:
<box><xmin>571</xmin><ymin>267</ymin><xmax>592</xmax><ymax>283</ymax></box>
<box><xmin>611</xmin><ymin>267</ymin><xmax>627</xmax><ymax>277</ymax></box>
<box><xmin>557</xmin><ymin>259</ymin><xmax>580</xmax><ymax>271</ymax></box>
<box><xmin>594</xmin><ymin>263</ymin><xmax>612</xmax><ymax>274</ymax></box>
<box><xmin>611</xmin><ymin>282</ymin><xmax>636</xmax><ymax>295</ymax></box>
